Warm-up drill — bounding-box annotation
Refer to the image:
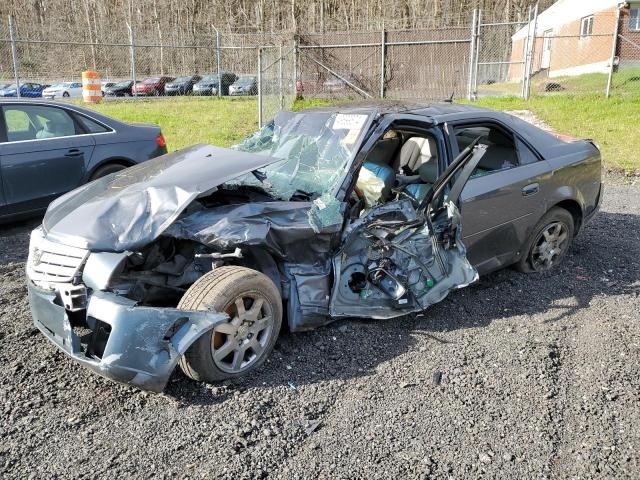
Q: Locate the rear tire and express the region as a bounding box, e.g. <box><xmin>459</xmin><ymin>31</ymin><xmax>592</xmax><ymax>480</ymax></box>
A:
<box><xmin>178</xmin><ymin>266</ymin><xmax>282</xmax><ymax>382</ymax></box>
<box><xmin>89</xmin><ymin>163</ymin><xmax>128</xmax><ymax>181</ymax></box>
<box><xmin>516</xmin><ymin>207</ymin><xmax>574</xmax><ymax>273</ymax></box>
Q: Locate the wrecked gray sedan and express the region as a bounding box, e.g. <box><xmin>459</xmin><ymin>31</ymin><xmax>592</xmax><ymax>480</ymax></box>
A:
<box><xmin>26</xmin><ymin>103</ymin><xmax>602</xmax><ymax>391</ymax></box>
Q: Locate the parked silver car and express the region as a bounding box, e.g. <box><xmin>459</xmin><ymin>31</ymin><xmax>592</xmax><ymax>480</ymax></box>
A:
<box><xmin>229</xmin><ymin>75</ymin><xmax>258</xmax><ymax>95</ymax></box>
<box><xmin>26</xmin><ymin>102</ymin><xmax>602</xmax><ymax>392</ymax></box>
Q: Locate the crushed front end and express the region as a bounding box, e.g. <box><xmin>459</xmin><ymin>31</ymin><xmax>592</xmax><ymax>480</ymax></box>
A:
<box><xmin>26</xmin><ymin>228</ymin><xmax>228</xmax><ymax>392</ymax></box>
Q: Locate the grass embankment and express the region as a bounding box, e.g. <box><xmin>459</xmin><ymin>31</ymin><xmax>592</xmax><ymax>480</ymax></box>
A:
<box><xmin>469</xmin><ymin>94</ymin><xmax>640</xmax><ymax>173</ymax></box>
<box><xmin>80</xmin><ymin>88</ymin><xmax>638</xmax><ymax>173</ymax></box>
<box><xmin>84</xmin><ymin>96</ymin><xmax>259</xmax><ymax>151</ymax></box>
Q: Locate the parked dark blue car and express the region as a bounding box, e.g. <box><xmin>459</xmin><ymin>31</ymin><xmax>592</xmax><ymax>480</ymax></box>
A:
<box><xmin>0</xmin><ymin>82</ymin><xmax>48</xmax><ymax>98</ymax></box>
<box><xmin>0</xmin><ymin>99</ymin><xmax>167</xmax><ymax>222</ymax></box>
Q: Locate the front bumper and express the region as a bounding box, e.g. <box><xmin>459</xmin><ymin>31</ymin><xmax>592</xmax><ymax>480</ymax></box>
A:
<box><xmin>194</xmin><ymin>87</ymin><xmax>216</xmax><ymax>95</ymax></box>
<box><xmin>229</xmin><ymin>88</ymin><xmax>252</xmax><ymax>96</ymax></box>
<box><xmin>28</xmin><ymin>282</ymin><xmax>228</xmax><ymax>392</ymax></box>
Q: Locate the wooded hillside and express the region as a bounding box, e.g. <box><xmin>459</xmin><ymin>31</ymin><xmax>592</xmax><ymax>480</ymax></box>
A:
<box><xmin>1</xmin><ymin>0</ymin><xmax>553</xmax><ymax>39</ymax></box>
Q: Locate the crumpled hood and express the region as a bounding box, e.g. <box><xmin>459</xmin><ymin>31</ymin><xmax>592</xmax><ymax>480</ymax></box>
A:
<box><xmin>42</xmin><ymin>144</ymin><xmax>280</xmax><ymax>252</ymax></box>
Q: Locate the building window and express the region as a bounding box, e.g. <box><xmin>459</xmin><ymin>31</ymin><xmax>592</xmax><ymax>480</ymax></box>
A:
<box><xmin>581</xmin><ymin>15</ymin><xmax>594</xmax><ymax>37</ymax></box>
<box><xmin>630</xmin><ymin>8</ymin><xmax>640</xmax><ymax>31</ymax></box>
<box><xmin>543</xmin><ymin>30</ymin><xmax>553</xmax><ymax>51</ymax></box>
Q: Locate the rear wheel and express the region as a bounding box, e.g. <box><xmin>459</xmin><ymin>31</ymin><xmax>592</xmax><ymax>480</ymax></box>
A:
<box><xmin>89</xmin><ymin>163</ymin><xmax>128</xmax><ymax>181</ymax></box>
<box><xmin>62</xmin><ymin>91</ymin><xmax>70</xmax><ymax>97</ymax></box>
<box><xmin>178</xmin><ymin>266</ymin><xmax>282</xmax><ymax>382</ymax></box>
<box><xmin>516</xmin><ymin>207</ymin><xmax>574</xmax><ymax>273</ymax></box>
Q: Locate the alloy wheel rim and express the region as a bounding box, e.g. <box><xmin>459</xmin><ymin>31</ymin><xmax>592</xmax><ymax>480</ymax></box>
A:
<box><xmin>211</xmin><ymin>293</ymin><xmax>273</xmax><ymax>374</ymax></box>
<box><xmin>530</xmin><ymin>221</ymin><xmax>569</xmax><ymax>271</ymax></box>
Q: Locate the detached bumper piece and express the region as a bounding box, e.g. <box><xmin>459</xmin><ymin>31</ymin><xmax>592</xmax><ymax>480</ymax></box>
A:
<box><xmin>28</xmin><ymin>283</ymin><xmax>228</xmax><ymax>392</ymax></box>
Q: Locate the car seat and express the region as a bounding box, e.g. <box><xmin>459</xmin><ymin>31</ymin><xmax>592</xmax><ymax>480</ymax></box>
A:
<box><xmin>357</xmin><ymin>133</ymin><xmax>400</xmax><ymax>203</ymax></box>
<box><xmin>397</xmin><ymin>136</ymin><xmax>439</xmax><ymax>203</ymax></box>
<box><xmin>476</xmin><ymin>128</ymin><xmax>517</xmax><ymax>172</ymax></box>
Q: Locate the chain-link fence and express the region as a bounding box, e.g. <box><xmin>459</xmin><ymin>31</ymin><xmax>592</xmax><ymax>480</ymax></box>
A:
<box><xmin>611</xmin><ymin>5</ymin><xmax>640</xmax><ymax>98</ymax></box>
<box><xmin>258</xmin><ymin>44</ymin><xmax>296</xmax><ymax>126</ymax></box>
<box><xmin>1</xmin><ymin>5</ymin><xmax>638</xmax><ymax>129</ymax></box>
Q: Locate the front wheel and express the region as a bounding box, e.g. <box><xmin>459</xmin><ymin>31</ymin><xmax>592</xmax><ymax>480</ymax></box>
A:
<box><xmin>516</xmin><ymin>207</ymin><xmax>574</xmax><ymax>273</ymax></box>
<box><xmin>62</xmin><ymin>91</ymin><xmax>70</xmax><ymax>97</ymax></box>
<box><xmin>178</xmin><ymin>266</ymin><xmax>282</xmax><ymax>382</ymax></box>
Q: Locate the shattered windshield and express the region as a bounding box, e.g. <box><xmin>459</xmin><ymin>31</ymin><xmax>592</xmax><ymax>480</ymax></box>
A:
<box><xmin>229</xmin><ymin>110</ymin><xmax>373</xmax><ymax>200</ymax></box>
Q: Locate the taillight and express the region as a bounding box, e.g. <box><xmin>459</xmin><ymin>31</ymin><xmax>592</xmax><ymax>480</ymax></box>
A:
<box><xmin>156</xmin><ymin>133</ymin><xmax>166</xmax><ymax>149</ymax></box>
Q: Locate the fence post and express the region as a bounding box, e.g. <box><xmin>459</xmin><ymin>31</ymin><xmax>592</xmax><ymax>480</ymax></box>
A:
<box><xmin>380</xmin><ymin>28</ymin><xmax>386</xmax><ymax>98</ymax></box>
<box><xmin>127</xmin><ymin>22</ymin><xmax>137</xmax><ymax>98</ymax></box>
<box><xmin>293</xmin><ymin>35</ymin><xmax>299</xmax><ymax>97</ymax></box>
<box><xmin>258</xmin><ymin>47</ymin><xmax>263</xmax><ymax>128</ymax></box>
<box><xmin>606</xmin><ymin>6</ymin><xmax>622</xmax><ymax>98</ymax></box>
<box><xmin>278</xmin><ymin>44</ymin><xmax>284</xmax><ymax>109</ymax></box>
<box><xmin>467</xmin><ymin>9</ymin><xmax>478</xmax><ymax>101</ymax></box>
<box><xmin>213</xmin><ymin>25</ymin><xmax>222</xmax><ymax>98</ymax></box>
<box><xmin>520</xmin><ymin>7</ymin><xmax>531</xmax><ymax>99</ymax></box>
<box><xmin>472</xmin><ymin>9</ymin><xmax>482</xmax><ymax>98</ymax></box>
<box><xmin>8</xmin><ymin>15</ymin><xmax>20</xmax><ymax>98</ymax></box>
<box><xmin>523</xmin><ymin>3</ymin><xmax>539</xmax><ymax>100</ymax></box>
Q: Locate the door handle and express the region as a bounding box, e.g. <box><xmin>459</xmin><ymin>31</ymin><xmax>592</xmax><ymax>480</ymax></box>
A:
<box><xmin>65</xmin><ymin>149</ymin><xmax>83</xmax><ymax>157</ymax></box>
<box><xmin>522</xmin><ymin>183</ymin><xmax>539</xmax><ymax>197</ymax></box>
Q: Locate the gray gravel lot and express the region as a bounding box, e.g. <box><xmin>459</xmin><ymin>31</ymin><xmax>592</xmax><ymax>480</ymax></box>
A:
<box><xmin>1</xmin><ymin>176</ymin><xmax>639</xmax><ymax>479</ymax></box>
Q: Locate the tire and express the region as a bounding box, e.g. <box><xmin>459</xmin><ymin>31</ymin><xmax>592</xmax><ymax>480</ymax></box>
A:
<box><xmin>516</xmin><ymin>207</ymin><xmax>575</xmax><ymax>273</ymax></box>
<box><xmin>178</xmin><ymin>266</ymin><xmax>283</xmax><ymax>382</ymax></box>
<box><xmin>62</xmin><ymin>91</ymin><xmax>70</xmax><ymax>97</ymax></box>
<box><xmin>89</xmin><ymin>163</ymin><xmax>128</xmax><ymax>181</ymax></box>
<box><xmin>153</xmin><ymin>88</ymin><xmax>161</xmax><ymax>96</ymax></box>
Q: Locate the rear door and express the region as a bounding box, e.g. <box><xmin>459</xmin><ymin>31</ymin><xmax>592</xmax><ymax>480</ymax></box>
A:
<box><xmin>446</xmin><ymin>120</ymin><xmax>550</xmax><ymax>273</ymax></box>
<box><xmin>0</xmin><ymin>103</ymin><xmax>95</xmax><ymax>215</ymax></box>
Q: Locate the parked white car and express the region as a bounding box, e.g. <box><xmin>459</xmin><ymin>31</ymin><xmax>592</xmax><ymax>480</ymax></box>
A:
<box><xmin>42</xmin><ymin>82</ymin><xmax>83</xmax><ymax>99</ymax></box>
<box><xmin>101</xmin><ymin>81</ymin><xmax>116</xmax><ymax>96</ymax></box>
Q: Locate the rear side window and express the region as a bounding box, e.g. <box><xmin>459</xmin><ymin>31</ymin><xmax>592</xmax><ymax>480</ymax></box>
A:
<box><xmin>3</xmin><ymin>105</ymin><xmax>77</xmax><ymax>142</ymax></box>
<box><xmin>454</xmin><ymin>125</ymin><xmax>518</xmax><ymax>177</ymax></box>
<box><xmin>75</xmin><ymin>114</ymin><xmax>110</xmax><ymax>134</ymax></box>
<box><xmin>515</xmin><ymin>137</ymin><xmax>539</xmax><ymax>165</ymax></box>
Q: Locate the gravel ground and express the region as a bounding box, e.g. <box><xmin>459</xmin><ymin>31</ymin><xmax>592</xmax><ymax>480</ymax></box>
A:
<box><xmin>1</xmin><ymin>176</ymin><xmax>639</xmax><ymax>479</ymax></box>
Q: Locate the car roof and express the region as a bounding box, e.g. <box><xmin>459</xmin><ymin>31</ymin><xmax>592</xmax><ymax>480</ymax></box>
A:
<box><xmin>0</xmin><ymin>98</ymin><xmax>125</xmax><ymax>126</ymax></box>
<box><xmin>300</xmin><ymin>99</ymin><xmax>491</xmax><ymax>119</ymax></box>
<box><xmin>300</xmin><ymin>100</ymin><xmax>571</xmax><ymax>157</ymax></box>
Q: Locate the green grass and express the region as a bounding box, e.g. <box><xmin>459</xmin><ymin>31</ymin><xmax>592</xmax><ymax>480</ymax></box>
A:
<box><xmin>82</xmin><ymin>96</ymin><xmax>259</xmax><ymax>151</ymax></box>
<box><xmin>480</xmin><ymin>68</ymin><xmax>640</xmax><ymax>97</ymax></box>
<box><xmin>466</xmin><ymin>94</ymin><xmax>640</xmax><ymax>172</ymax></box>
<box><xmin>291</xmin><ymin>97</ymin><xmax>342</xmax><ymax>111</ymax></box>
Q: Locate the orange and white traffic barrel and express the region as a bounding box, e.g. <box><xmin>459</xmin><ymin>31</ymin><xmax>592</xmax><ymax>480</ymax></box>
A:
<box><xmin>82</xmin><ymin>71</ymin><xmax>102</xmax><ymax>103</ymax></box>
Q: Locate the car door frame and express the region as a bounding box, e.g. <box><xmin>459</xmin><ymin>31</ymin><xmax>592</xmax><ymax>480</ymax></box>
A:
<box><xmin>443</xmin><ymin>116</ymin><xmax>551</xmax><ymax>273</ymax></box>
<box><xmin>0</xmin><ymin>106</ymin><xmax>7</xmax><ymax>211</ymax></box>
<box><xmin>328</xmin><ymin>137</ymin><xmax>487</xmax><ymax>320</ymax></box>
<box><xmin>335</xmin><ymin>113</ymin><xmax>448</xmax><ymax>202</ymax></box>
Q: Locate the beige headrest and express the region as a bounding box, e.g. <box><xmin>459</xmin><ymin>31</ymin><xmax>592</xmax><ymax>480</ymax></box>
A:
<box><xmin>399</xmin><ymin>136</ymin><xmax>437</xmax><ymax>171</ymax></box>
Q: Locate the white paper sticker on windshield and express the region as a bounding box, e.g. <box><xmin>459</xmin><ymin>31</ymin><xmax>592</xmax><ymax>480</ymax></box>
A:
<box><xmin>332</xmin><ymin>113</ymin><xmax>367</xmax><ymax>130</ymax></box>
<box><xmin>314</xmin><ymin>198</ymin><xmax>327</xmax><ymax>210</ymax></box>
<box><xmin>341</xmin><ymin>128</ymin><xmax>360</xmax><ymax>145</ymax></box>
